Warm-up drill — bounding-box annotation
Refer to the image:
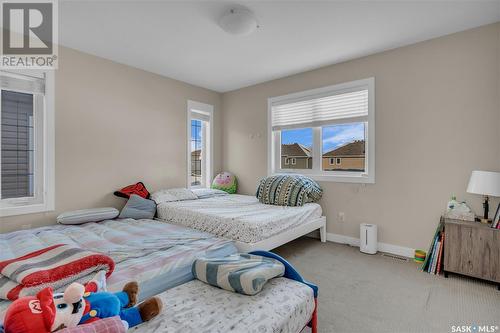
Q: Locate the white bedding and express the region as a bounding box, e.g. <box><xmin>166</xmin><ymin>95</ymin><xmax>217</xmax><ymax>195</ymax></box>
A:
<box><xmin>156</xmin><ymin>194</ymin><xmax>322</xmax><ymax>243</ymax></box>
<box><xmin>131</xmin><ymin>277</ymin><xmax>315</xmax><ymax>333</ymax></box>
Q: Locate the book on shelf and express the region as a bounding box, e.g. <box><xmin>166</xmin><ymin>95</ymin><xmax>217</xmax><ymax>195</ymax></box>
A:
<box><xmin>423</xmin><ymin>220</ymin><xmax>445</xmax><ymax>275</ymax></box>
<box><xmin>436</xmin><ymin>232</ymin><xmax>445</xmax><ymax>275</ymax></box>
<box><xmin>422</xmin><ymin>219</ymin><xmax>444</xmax><ymax>272</ymax></box>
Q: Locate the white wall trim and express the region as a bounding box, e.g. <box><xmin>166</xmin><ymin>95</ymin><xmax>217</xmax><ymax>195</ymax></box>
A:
<box><xmin>326</xmin><ymin>232</ymin><xmax>414</xmax><ymax>258</ymax></box>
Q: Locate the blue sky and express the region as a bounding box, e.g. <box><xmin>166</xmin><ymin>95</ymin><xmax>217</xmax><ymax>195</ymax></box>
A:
<box><xmin>281</xmin><ymin>122</ymin><xmax>365</xmax><ymax>153</ymax></box>
<box><xmin>191</xmin><ymin>119</ymin><xmax>202</xmax><ymax>151</ymax></box>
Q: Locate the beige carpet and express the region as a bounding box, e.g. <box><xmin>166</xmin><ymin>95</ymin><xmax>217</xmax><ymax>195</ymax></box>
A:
<box><xmin>273</xmin><ymin>237</ymin><xmax>500</xmax><ymax>333</ymax></box>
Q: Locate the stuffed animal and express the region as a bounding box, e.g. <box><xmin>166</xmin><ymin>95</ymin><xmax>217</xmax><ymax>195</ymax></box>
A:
<box><xmin>3</xmin><ymin>280</ymin><xmax>162</xmax><ymax>332</ymax></box>
<box><xmin>211</xmin><ymin>172</ymin><xmax>237</xmax><ymax>194</ymax></box>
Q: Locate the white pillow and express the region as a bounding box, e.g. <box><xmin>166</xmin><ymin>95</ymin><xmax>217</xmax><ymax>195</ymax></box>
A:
<box><xmin>57</xmin><ymin>207</ymin><xmax>119</xmax><ymax>225</ymax></box>
<box><xmin>150</xmin><ymin>188</ymin><xmax>198</xmax><ymax>204</ymax></box>
<box><xmin>191</xmin><ymin>188</ymin><xmax>228</xmax><ymax>199</ymax></box>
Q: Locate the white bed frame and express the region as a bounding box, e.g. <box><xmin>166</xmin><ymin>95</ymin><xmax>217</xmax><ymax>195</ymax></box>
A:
<box><xmin>233</xmin><ymin>216</ymin><xmax>326</xmax><ymax>253</ymax></box>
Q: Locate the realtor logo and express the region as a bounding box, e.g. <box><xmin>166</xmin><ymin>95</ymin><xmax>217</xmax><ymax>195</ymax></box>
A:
<box><xmin>1</xmin><ymin>0</ymin><xmax>58</xmax><ymax>68</ymax></box>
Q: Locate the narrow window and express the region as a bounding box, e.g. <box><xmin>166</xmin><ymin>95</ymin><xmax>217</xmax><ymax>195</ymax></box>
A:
<box><xmin>187</xmin><ymin>101</ymin><xmax>213</xmax><ymax>188</ymax></box>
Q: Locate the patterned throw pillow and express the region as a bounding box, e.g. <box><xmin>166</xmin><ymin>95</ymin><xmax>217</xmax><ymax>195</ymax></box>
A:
<box><xmin>114</xmin><ymin>182</ymin><xmax>150</xmax><ymax>199</ymax></box>
<box><xmin>256</xmin><ymin>174</ymin><xmax>323</xmax><ymax>206</ymax></box>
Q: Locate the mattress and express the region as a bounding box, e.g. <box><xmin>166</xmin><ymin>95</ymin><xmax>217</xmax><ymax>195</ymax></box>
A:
<box><xmin>0</xmin><ymin>219</ymin><xmax>237</xmax><ymax>320</ymax></box>
<box><xmin>131</xmin><ymin>277</ymin><xmax>315</xmax><ymax>333</ymax></box>
<box><xmin>156</xmin><ymin>194</ymin><xmax>323</xmax><ymax>243</ymax></box>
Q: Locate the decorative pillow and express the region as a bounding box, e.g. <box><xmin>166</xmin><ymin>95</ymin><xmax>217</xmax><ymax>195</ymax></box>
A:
<box><xmin>150</xmin><ymin>188</ymin><xmax>198</xmax><ymax>204</ymax></box>
<box><xmin>58</xmin><ymin>317</ymin><xmax>127</xmax><ymax>333</ymax></box>
<box><xmin>57</xmin><ymin>207</ymin><xmax>119</xmax><ymax>225</ymax></box>
<box><xmin>114</xmin><ymin>182</ymin><xmax>150</xmax><ymax>199</ymax></box>
<box><xmin>211</xmin><ymin>172</ymin><xmax>237</xmax><ymax>194</ymax></box>
<box><xmin>119</xmin><ymin>194</ymin><xmax>156</xmax><ymax>220</ymax></box>
<box><xmin>256</xmin><ymin>174</ymin><xmax>323</xmax><ymax>207</ymax></box>
<box><xmin>192</xmin><ymin>253</ymin><xmax>284</xmax><ymax>296</ymax></box>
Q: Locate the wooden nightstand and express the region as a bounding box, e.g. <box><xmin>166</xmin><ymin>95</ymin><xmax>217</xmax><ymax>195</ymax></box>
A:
<box><xmin>443</xmin><ymin>218</ymin><xmax>500</xmax><ymax>289</ymax></box>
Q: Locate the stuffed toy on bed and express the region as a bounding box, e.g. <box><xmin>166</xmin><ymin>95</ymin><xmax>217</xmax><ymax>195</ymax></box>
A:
<box><xmin>211</xmin><ymin>172</ymin><xmax>237</xmax><ymax>194</ymax></box>
<box><xmin>3</xmin><ymin>279</ymin><xmax>162</xmax><ymax>332</ymax></box>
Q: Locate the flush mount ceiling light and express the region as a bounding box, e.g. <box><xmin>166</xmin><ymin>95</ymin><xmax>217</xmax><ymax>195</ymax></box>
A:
<box><xmin>219</xmin><ymin>6</ymin><xmax>259</xmax><ymax>36</ymax></box>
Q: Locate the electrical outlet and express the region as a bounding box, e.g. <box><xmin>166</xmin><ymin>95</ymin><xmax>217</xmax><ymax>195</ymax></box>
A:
<box><xmin>338</xmin><ymin>212</ymin><xmax>345</xmax><ymax>223</ymax></box>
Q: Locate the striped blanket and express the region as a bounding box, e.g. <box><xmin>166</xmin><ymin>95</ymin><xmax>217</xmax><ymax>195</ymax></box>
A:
<box><xmin>0</xmin><ymin>244</ymin><xmax>114</xmax><ymax>301</ymax></box>
<box><xmin>192</xmin><ymin>253</ymin><xmax>285</xmax><ymax>295</ymax></box>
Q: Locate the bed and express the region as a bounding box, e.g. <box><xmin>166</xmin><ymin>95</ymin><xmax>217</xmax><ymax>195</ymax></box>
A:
<box><xmin>156</xmin><ymin>193</ymin><xmax>326</xmax><ymax>252</ymax></box>
<box><xmin>0</xmin><ymin>218</ymin><xmax>237</xmax><ymax>321</ymax></box>
<box><xmin>130</xmin><ymin>251</ymin><xmax>318</xmax><ymax>333</ymax></box>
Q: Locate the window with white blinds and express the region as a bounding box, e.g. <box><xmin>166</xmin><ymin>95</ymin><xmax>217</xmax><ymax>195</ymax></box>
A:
<box><xmin>268</xmin><ymin>78</ymin><xmax>375</xmax><ymax>183</ymax></box>
<box><xmin>1</xmin><ymin>70</ymin><xmax>54</xmax><ymax>217</ymax></box>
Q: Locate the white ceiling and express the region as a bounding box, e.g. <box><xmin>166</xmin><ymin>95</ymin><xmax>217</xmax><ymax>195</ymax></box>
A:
<box><xmin>59</xmin><ymin>1</ymin><xmax>500</xmax><ymax>92</ymax></box>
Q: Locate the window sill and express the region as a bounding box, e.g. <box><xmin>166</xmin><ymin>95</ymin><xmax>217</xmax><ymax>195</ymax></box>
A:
<box><xmin>272</xmin><ymin>170</ymin><xmax>375</xmax><ymax>184</ymax></box>
<box><xmin>0</xmin><ymin>202</ymin><xmax>54</xmax><ymax>217</ymax></box>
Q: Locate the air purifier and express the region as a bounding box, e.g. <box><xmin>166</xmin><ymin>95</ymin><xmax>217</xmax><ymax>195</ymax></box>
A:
<box><xmin>360</xmin><ymin>223</ymin><xmax>377</xmax><ymax>254</ymax></box>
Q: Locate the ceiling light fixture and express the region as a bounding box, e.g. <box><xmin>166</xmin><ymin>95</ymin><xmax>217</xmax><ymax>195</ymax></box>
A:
<box><xmin>219</xmin><ymin>6</ymin><xmax>259</xmax><ymax>36</ymax></box>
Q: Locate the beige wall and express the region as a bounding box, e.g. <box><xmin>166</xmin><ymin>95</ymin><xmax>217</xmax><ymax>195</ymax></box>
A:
<box><xmin>222</xmin><ymin>23</ymin><xmax>500</xmax><ymax>250</ymax></box>
<box><xmin>1</xmin><ymin>47</ymin><xmax>222</xmax><ymax>233</ymax></box>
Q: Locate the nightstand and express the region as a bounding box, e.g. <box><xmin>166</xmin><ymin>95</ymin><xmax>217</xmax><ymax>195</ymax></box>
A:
<box><xmin>443</xmin><ymin>218</ymin><xmax>500</xmax><ymax>289</ymax></box>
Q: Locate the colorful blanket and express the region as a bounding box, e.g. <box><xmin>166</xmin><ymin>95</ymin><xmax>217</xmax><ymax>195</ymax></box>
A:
<box><xmin>192</xmin><ymin>253</ymin><xmax>284</xmax><ymax>295</ymax></box>
<box><xmin>0</xmin><ymin>244</ymin><xmax>114</xmax><ymax>301</ymax></box>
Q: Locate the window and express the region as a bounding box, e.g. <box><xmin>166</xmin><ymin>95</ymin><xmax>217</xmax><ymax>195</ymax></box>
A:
<box><xmin>187</xmin><ymin>100</ymin><xmax>213</xmax><ymax>188</ymax></box>
<box><xmin>268</xmin><ymin>78</ymin><xmax>375</xmax><ymax>183</ymax></box>
<box><xmin>1</xmin><ymin>70</ymin><xmax>54</xmax><ymax>217</ymax></box>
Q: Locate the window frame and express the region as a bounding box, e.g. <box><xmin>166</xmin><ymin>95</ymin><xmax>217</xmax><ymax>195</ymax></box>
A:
<box><xmin>0</xmin><ymin>70</ymin><xmax>55</xmax><ymax>217</ymax></box>
<box><xmin>267</xmin><ymin>78</ymin><xmax>375</xmax><ymax>184</ymax></box>
<box><xmin>187</xmin><ymin>100</ymin><xmax>213</xmax><ymax>189</ymax></box>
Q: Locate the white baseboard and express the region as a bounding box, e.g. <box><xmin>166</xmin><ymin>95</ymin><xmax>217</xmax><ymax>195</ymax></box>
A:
<box><xmin>326</xmin><ymin>232</ymin><xmax>414</xmax><ymax>258</ymax></box>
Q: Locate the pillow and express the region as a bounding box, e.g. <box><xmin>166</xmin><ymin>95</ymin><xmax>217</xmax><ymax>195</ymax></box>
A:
<box><xmin>256</xmin><ymin>174</ymin><xmax>323</xmax><ymax>207</ymax></box>
<box><xmin>150</xmin><ymin>188</ymin><xmax>198</xmax><ymax>204</ymax></box>
<box><xmin>191</xmin><ymin>188</ymin><xmax>228</xmax><ymax>199</ymax></box>
<box><xmin>114</xmin><ymin>182</ymin><xmax>150</xmax><ymax>199</ymax></box>
<box><xmin>57</xmin><ymin>207</ymin><xmax>119</xmax><ymax>225</ymax></box>
<box><xmin>211</xmin><ymin>172</ymin><xmax>237</xmax><ymax>194</ymax></box>
<box><xmin>58</xmin><ymin>317</ymin><xmax>127</xmax><ymax>333</ymax></box>
<box><xmin>119</xmin><ymin>194</ymin><xmax>156</xmax><ymax>220</ymax></box>
<box><xmin>192</xmin><ymin>254</ymin><xmax>285</xmax><ymax>296</ymax></box>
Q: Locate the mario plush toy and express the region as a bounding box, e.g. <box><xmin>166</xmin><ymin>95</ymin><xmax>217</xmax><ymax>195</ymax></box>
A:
<box><xmin>3</xmin><ymin>279</ymin><xmax>162</xmax><ymax>332</ymax></box>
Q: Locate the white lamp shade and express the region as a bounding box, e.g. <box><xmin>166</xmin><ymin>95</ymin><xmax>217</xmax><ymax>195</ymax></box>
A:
<box><xmin>466</xmin><ymin>170</ymin><xmax>500</xmax><ymax>197</ymax></box>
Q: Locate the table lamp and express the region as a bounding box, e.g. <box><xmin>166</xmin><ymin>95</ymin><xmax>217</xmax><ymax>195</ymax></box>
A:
<box><xmin>466</xmin><ymin>170</ymin><xmax>500</xmax><ymax>221</ymax></box>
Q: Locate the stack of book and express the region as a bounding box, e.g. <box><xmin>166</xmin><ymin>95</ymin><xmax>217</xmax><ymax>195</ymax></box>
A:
<box><xmin>422</xmin><ymin>220</ymin><xmax>445</xmax><ymax>275</ymax></box>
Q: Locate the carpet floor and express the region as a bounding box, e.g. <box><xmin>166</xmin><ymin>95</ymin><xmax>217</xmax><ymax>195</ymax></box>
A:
<box><xmin>273</xmin><ymin>237</ymin><xmax>500</xmax><ymax>333</ymax></box>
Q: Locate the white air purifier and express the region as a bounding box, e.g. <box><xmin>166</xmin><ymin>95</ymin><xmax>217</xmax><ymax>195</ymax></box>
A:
<box><xmin>360</xmin><ymin>223</ymin><xmax>378</xmax><ymax>254</ymax></box>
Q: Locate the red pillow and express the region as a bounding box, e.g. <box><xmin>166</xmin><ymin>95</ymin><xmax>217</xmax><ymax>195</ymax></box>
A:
<box><xmin>114</xmin><ymin>182</ymin><xmax>150</xmax><ymax>199</ymax></box>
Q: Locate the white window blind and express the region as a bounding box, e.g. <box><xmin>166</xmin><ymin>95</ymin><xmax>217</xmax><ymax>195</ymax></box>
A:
<box><xmin>271</xmin><ymin>88</ymin><xmax>368</xmax><ymax>130</ymax></box>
